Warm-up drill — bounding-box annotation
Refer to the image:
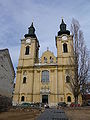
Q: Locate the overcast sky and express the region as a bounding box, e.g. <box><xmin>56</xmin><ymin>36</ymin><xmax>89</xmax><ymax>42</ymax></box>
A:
<box><xmin>0</xmin><ymin>0</ymin><xmax>90</xmax><ymax>72</ymax></box>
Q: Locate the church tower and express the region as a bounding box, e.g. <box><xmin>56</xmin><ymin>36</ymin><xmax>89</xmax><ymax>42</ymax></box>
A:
<box><xmin>18</xmin><ymin>22</ymin><xmax>39</xmax><ymax>67</ymax></box>
<box><xmin>55</xmin><ymin>19</ymin><xmax>75</xmax><ymax>104</ymax></box>
<box><xmin>13</xmin><ymin>23</ymin><xmax>40</xmax><ymax>105</ymax></box>
<box><xmin>56</xmin><ymin>19</ymin><xmax>73</xmax><ymax>65</ymax></box>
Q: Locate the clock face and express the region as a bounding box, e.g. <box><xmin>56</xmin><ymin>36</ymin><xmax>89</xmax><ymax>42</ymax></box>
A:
<box><xmin>26</xmin><ymin>39</ymin><xmax>31</xmax><ymax>43</ymax></box>
<box><xmin>62</xmin><ymin>36</ymin><xmax>67</xmax><ymax>40</ymax></box>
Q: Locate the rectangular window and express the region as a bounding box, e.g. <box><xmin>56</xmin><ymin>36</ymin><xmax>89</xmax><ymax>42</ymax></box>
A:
<box><xmin>41</xmin><ymin>70</ymin><xmax>49</xmax><ymax>82</ymax></box>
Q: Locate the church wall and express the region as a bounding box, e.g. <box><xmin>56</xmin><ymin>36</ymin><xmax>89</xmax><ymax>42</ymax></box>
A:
<box><xmin>13</xmin><ymin>70</ymin><xmax>21</xmax><ymax>105</ymax></box>
<box><xmin>50</xmin><ymin>69</ymin><xmax>57</xmax><ymax>94</ymax></box>
<box><xmin>33</xmin><ymin>70</ymin><xmax>40</xmax><ymax>94</ymax></box>
<box><xmin>13</xmin><ymin>94</ymin><xmax>19</xmax><ymax>105</ymax></box>
<box><xmin>14</xmin><ymin>70</ymin><xmax>22</xmax><ymax>94</ymax></box>
<box><xmin>57</xmin><ymin>69</ymin><xmax>64</xmax><ymax>103</ymax></box>
<box><xmin>26</xmin><ymin>95</ymin><xmax>33</xmax><ymax>102</ymax></box>
<box><xmin>49</xmin><ymin>69</ymin><xmax>57</xmax><ymax>105</ymax></box>
<box><xmin>32</xmin><ymin>69</ymin><xmax>40</xmax><ymax>102</ymax></box>
<box><xmin>57</xmin><ymin>69</ymin><xmax>64</xmax><ymax>94</ymax></box>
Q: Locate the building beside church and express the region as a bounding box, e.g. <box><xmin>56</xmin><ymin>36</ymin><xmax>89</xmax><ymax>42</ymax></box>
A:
<box><xmin>0</xmin><ymin>49</ymin><xmax>15</xmax><ymax>107</ymax></box>
<box><xmin>13</xmin><ymin>19</ymin><xmax>82</xmax><ymax>106</ymax></box>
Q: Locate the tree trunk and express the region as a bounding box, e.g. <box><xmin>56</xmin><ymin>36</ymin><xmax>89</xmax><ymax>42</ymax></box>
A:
<box><xmin>75</xmin><ymin>96</ymin><xmax>78</xmax><ymax>105</ymax></box>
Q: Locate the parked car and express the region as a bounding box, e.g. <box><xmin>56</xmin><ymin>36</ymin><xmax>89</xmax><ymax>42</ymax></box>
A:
<box><xmin>16</xmin><ymin>102</ymin><xmax>46</xmax><ymax>108</ymax></box>
<box><xmin>21</xmin><ymin>102</ymin><xmax>45</xmax><ymax>108</ymax></box>
<box><xmin>31</xmin><ymin>102</ymin><xmax>44</xmax><ymax>108</ymax></box>
<box><xmin>58</xmin><ymin>102</ymin><xmax>67</xmax><ymax>107</ymax></box>
<box><xmin>70</xmin><ymin>102</ymin><xmax>80</xmax><ymax>107</ymax></box>
<box><xmin>87</xmin><ymin>101</ymin><xmax>90</xmax><ymax>106</ymax></box>
<box><xmin>20</xmin><ymin>102</ymin><xmax>31</xmax><ymax>107</ymax></box>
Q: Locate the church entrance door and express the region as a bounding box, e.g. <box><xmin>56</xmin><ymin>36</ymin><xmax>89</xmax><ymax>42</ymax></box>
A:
<box><xmin>42</xmin><ymin>95</ymin><xmax>48</xmax><ymax>104</ymax></box>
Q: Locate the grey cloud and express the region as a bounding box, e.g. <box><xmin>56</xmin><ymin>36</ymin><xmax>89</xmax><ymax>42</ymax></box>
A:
<box><xmin>0</xmin><ymin>0</ymin><xmax>90</xmax><ymax>71</ymax></box>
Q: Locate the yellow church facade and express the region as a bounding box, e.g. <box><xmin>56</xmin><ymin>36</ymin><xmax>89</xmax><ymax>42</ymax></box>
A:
<box><xmin>13</xmin><ymin>19</ymin><xmax>82</xmax><ymax>106</ymax></box>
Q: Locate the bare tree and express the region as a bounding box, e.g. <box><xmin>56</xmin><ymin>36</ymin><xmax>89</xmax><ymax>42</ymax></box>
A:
<box><xmin>69</xmin><ymin>18</ymin><xmax>89</xmax><ymax>104</ymax></box>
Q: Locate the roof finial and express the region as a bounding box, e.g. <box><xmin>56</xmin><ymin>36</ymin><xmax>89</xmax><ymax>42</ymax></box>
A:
<box><xmin>31</xmin><ymin>19</ymin><xmax>34</xmax><ymax>27</ymax></box>
<box><xmin>61</xmin><ymin>17</ymin><xmax>64</xmax><ymax>23</ymax></box>
<box><xmin>47</xmin><ymin>47</ymin><xmax>49</xmax><ymax>51</ymax></box>
<box><xmin>31</xmin><ymin>21</ymin><xmax>33</xmax><ymax>26</ymax></box>
<box><xmin>32</xmin><ymin>18</ymin><xmax>34</xmax><ymax>23</ymax></box>
<box><xmin>61</xmin><ymin>16</ymin><xmax>63</xmax><ymax>20</ymax></box>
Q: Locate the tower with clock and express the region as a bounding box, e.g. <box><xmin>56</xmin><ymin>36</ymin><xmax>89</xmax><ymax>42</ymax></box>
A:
<box><xmin>56</xmin><ymin>19</ymin><xmax>74</xmax><ymax>65</ymax></box>
<box><xmin>18</xmin><ymin>22</ymin><xmax>40</xmax><ymax>67</ymax></box>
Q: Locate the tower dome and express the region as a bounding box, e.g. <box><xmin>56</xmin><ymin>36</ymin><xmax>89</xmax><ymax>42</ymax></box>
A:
<box><xmin>24</xmin><ymin>22</ymin><xmax>36</xmax><ymax>38</ymax></box>
<box><xmin>58</xmin><ymin>19</ymin><xmax>70</xmax><ymax>36</ymax></box>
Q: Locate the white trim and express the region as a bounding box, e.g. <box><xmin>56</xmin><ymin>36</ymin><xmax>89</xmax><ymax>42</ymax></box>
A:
<box><xmin>34</xmin><ymin>63</ymin><xmax>57</xmax><ymax>66</ymax></box>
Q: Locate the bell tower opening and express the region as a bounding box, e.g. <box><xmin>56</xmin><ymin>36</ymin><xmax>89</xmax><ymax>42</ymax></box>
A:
<box><xmin>42</xmin><ymin>95</ymin><xmax>48</xmax><ymax>104</ymax></box>
<box><xmin>63</xmin><ymin>43</ymin><xmax>68</xmax><ymax>53</ymax></box>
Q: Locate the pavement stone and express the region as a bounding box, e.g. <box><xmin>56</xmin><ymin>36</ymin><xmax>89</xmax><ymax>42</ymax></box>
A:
<box><xmin>36</xmin><ymin>108</ymin><xmax>68</xmax><ymax>120</ymax></box>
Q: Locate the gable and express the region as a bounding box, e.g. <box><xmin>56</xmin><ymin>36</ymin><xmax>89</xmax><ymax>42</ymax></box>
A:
<box><xmin>41</xmin><ymin>50</ymin><xmax>56</xmax><ymax>64</ymax></box>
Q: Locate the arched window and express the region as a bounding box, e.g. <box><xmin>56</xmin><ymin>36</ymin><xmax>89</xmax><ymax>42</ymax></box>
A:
<box><xmin>67</xmin><ymin>96</ymin><xmax>71</xmax><ymax>102</ymax></box>
<box><xmin>63</xmin><ymin>43</ymin><xmax>68</xmax><ymax>53</ymax></box>
<box><xmin>25</xmin><ymin>46</ymin><xmax>29</xmax><ymax>55</ymax></box>
<box><xmin>23</xmin><ymin>77</ymin><xmax>26</xmax><ymax>83</ymax></box>
<box><xmin>21</xmin><ymin>96</ymin><xmax>25</xmax><ymax>101</ymax></box>
<box><xmin>50</xmin><ymin>56</ymin><xmax>53</xmax><ymax>63</ymax></box>
<box><xmin>44</xmin><ymin>57</ymin><xmax>47</xmax><ymax>63</ymax></box>
<box><xmin>66</xmin><ymin>76</ymin><xmax>70</xmax><ymax>83</ymax></box>
<box><xmin>41</xmin><ymin>70</ymin><xmax>49</xmax><ymax>82</ymax></box>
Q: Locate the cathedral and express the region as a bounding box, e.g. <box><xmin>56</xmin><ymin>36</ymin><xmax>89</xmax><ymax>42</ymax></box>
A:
<box><xmin>13</xmin><ymin>19</ymin><xmax>82</xmax><ymax>106</ymax></box>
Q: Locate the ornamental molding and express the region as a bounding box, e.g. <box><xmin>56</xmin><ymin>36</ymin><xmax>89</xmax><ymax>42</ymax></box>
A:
<box><xmin>17</xmin><ymin>70</ymin><xmax>22</xmax><ymax>73</ymax></box>
<box><xmin>40</xmin><ymin>86</ymin><xmax>50</xmax><ymax>94</ymax></box>
<box><xmin>50</xmin><ymin>69</ymin><xmax>55</xmax><ymax>72</ymax></box>
<box><xmin>37</xmin><ymin>70</ymin><xmax>41</xmax><ymax>73</ymax></box>
<box><xmin>28</xmin><ymin>70</ymin><xmax>34</xmax><ymax>73</ymax></box>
